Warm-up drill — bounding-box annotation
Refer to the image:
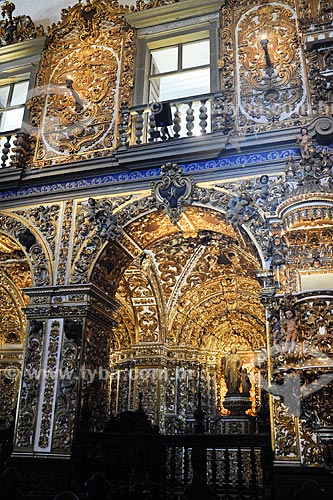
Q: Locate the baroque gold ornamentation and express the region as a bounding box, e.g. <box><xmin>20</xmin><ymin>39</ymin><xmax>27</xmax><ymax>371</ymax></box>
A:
<box><xmin>53</xmin><ymin>319</ymin><xmax>83</xmax><ymax>451</ymax></box>
<box><xmin>56</xmin><ymin>200</ymin><xmax>74</xmax><ymax>286</ymax></box>
<box><xmin>237</xmin><ymin>4</ymin><xmax>307</xmax><ymax>125</ymax></box>
<box><xmin>82</xmin><ymin>320</ymin><xmax>111</xmax><ymax>431</ymax></box>
<box><xmin>0</xmin><ymin>359</ymin><xmax>22</xmax><ymax>427</ymax></box>
<box><xmin>30</xmin><ymin>0</ymin><xmax>135</xmax><ymax>167</ymax></box>
<box><xmin>38</xmin><ymin>320</ymin><xmax>61</xmax><ymax>449</ymax></box>
<box><xmin>133</xmin><ymin>0</ymin><xmax>180</xmax><ymax>10</ymax></box>
<box><xmin>152</xmin><ymin>163</ymin><xmax>193</xmax><ymax>225</ymax></box>
<box><xmin>0</xmin><ymin>268</ymin><xmax>27</xmax><ymax>345</ymax></box>
<box><xmin>0</xmin><ymin>213</ymin><xmax>52</xmax><ymax>286</ymax></box>
<box><xmin>14</xmin><ymin>204</ymin><xmax>60</xmax><ymax>256</ymax></box>
<box><xmin>15</xmin><ymin>320</ymin><xmax>45</xmax><ymax>449</ymax></box>
<box><xmin>273</xmin><ymin>397</ymin><xmax>299</xmax><ymax>459</ymax></box>
<box><xmin>0</xmin><ymin>1</ymin><xmax>44</xmax><ymax>46</ymax></box>
<box><xmin>221</xmin><ymin>1</ymin><xmax>309</xmax><ymax>133</ymax></box>
<box><xmin>70</xmin><ymin>195</ymin><xmax>132</xmax><ymax>285</ymax></box>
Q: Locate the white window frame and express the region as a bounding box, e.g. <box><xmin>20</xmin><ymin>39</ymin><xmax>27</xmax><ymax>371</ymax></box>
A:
<box><xmin>0</xmin><ymin>77</ymin><xmax>30</xmax><ymax>133</ymax></box>
<box><xmin>127</xmin><ymin>0</ymin><xmax>222</xmax><ymax>107</ymax></box>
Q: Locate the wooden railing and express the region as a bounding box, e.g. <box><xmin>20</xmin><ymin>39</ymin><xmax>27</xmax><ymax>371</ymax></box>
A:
<box><xmin>119</xmin><ymin>92</ymin><xmax>232</xmax><ymax>147</ymax></box>
<box><xmin>0</xmin><ymin>130</ymin><xmax>30</xmax><ymax>169</ymax></box>
<box><xmin>73</xmin><ymin>431</ymin><xmax>273</xmax><ymax>499</ymax></box>
<box><xmin>0</xmin><ymin>131</ymin><xmax>17</xmax><ymax>168</ymax></box>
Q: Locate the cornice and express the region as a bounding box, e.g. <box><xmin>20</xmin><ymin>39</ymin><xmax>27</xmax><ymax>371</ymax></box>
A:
<box><xmin>0</xmin><ymin>36</ymin><xmax>46</xmax><ymax>65</ymax></box>
<box><xmin>126</xmin><ymin>0</ymin><xmax>225</xmax><ymax>29</ymax></box>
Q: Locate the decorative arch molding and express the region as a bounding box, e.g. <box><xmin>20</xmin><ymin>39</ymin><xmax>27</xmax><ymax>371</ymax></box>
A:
<box><xmin>70</xmin><ymin>185</ymin><xmax>270</xmax><ymax>287</ymax></box>
<box><xmin>0</xmin><ymin>212</ymin><xmax>52</xmax><ymax>286</ymax></box>
<box><xmin>0</xmin><ymin>268</ymin><xmax>28</xmax><ymax>346</ymax></box>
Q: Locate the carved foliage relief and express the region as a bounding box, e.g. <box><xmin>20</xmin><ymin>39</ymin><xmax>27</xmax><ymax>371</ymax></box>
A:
<box><xmin>31</xmin><ymin>1</ymin><xmax>135</xmax><ymax>167</ymax></box>
<box><xmin>38</xmin><ymin>320</ymin><xmax>61</xmax><ymax>450</ymax></box>
<box><xmin>15</xmin><ymin>320</ymin><xmax>45</xmax><ymax>449</ymax></box>
<box><xmin>0</xmin><ymin>268</ymin><xmax>27</xmax><ymax>345</ymax></box>
<box><xmin>236</xmin><ymin>3</ymin><xmax>307</xmax><ymax>125</ymax></box>
<box><xmin>0</xmin><ymin>213</ymin><xmax>52</xmax><ymax>286</ymax></box>
<box><xmin>53</xmin><ymin>319</ymin><xmax>83</xmax><ymax>452</ymax></box>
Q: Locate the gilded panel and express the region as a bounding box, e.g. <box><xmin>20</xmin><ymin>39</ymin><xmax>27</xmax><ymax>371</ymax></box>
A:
<box><xmin>30</xmin><ymin>1</ymin><xmax>134</xmax><ymax>167</ymax></box>
<box><xmin>236</xmin><ymin>3</ymin><xmax>307</xmax><ymax>125</ymax></box>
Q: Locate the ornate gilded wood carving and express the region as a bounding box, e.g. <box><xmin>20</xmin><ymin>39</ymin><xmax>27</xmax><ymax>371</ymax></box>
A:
<box><xmin>0</xmin><ymin>213</ymin><xmax>52</xmax><ymax>286</ymax></box>
<box><xmin>0</xmin><ymin>1</ymin><xmax>44</xmax><ymax>46</ymax></box>
<box><xmin>236</xmin><ymin>3</ymin><xmax>307</xmax><ymax>126</ymax></box>
<box><xmin>221</xmin><ymin>0</ymin><xmax>309</xmax><ymax>132</ymax></box>
<box><xmin>30</xmin><ymin>0</ymin><xmax>134</xmax><ymax>167</ymax></box>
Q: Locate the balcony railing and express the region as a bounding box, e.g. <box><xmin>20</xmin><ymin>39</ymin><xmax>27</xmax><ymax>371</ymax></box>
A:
<box><xmin>73</xmin><ymin>431</ymin><xmax>272</xmax><ymax>499</ymax></box>
<box><xmin>0</xmin><ymin>131</ymin><xmax>17</xmax><ymax>168</ymax></box>
<box><xmin>119</xmin><ymin>92</ymin><xmax>231</xmax><ymax>147</ymax></box>
<box><xmin>0</xmin><ymin>130</ymin><xmax>30</xmax><ymax>169</ymax></box>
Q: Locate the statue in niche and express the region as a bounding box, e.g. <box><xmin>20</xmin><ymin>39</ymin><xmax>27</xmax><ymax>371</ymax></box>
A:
<box><xmin>297</xmin><ymin>127</ymin><xmax>313</xmax><ymax>159</ymax></box>
<box><xmin>223</xmin><ymin>347</ymin><xmax>243</xmax><ymax>395</ymax></box>
<box><xmin>270</xmin><ymin>313</ymin><xmax>282</xmax><ymax>346</ymax></box>
<box><xmin>241</xmin><ymin>368</ymin><xmax>252</xmax><ymax>395</ymax></box>
<box><xmin>269</xmin><ymin>234</ymin><xmax>286</xmax><ymax>268</ymax></box>
<box><xmin>281</xmin><ymin>308</ymin><xmax>299</xmax><ymax>354</ymax></box>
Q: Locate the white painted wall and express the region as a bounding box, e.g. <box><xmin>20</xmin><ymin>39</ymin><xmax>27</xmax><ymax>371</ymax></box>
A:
<box><xmin>8</xmin><ymin>0</ymin><xmax>136</xmax><ymax>28</ymax></box>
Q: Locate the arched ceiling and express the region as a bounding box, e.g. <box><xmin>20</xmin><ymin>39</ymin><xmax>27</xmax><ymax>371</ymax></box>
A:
<box><xmin>0</xmin><ymin>234</ymin><xmax>32</xmax><ymax>346</ymax></box>
<box><xmin>91</xmin><ymin>206</ymin><xmax>266</xmax><ymax>352</ymax></box>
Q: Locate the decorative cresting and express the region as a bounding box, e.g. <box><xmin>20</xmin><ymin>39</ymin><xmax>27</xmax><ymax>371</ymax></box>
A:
<box><xmin>152</xmin><ymin>162</ymin><xmax>193</xmax><ymax>225</ymax></box>
<box><xmin>221</xmin><ymin>0</ymin><xmax>308</xmax><ymax>132</ymax></box>
<box><xmin>0</xmin><ymin>1</ymin><xmax>44</xmax><ymax>46</ymax></box>
<box><xmin>133</xmin><ymin>0</ymin><xmax>180</xmax><ymax>9</ymax></box>
<box><xmin>0</xmin><ymin>213</ymin><xmax>52</xmax><ymax>286</ymax></box>
<box><xmin>29</xmin><ymin>0</ymin><xmax>134</xmax><ymax>167</ymax></box>
<box><xmin>298</xmin><ymin>0</ymin><xmax>333</xmax><ymax>29</ymax></box>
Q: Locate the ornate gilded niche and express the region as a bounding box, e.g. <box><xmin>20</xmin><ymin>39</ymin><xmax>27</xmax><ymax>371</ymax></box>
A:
<box><xmin>30</xmin><ymin>0</ymin><xmax>134</xmax><ymax>167</ymax></box>
<box><xmin>222</xmin><ymin>0</ymin><xmax>309</xmax><ymax>130</ymax></box>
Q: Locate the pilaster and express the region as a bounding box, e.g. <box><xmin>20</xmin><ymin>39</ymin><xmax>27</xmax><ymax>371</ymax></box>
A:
<box><xmin>13</xmin><ymin>284</ymin><xmax>119</xmax><ymax>458</ymax></box>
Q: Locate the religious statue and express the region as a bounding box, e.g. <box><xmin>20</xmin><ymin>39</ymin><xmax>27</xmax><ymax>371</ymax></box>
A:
<box><xmin>281</xmin><ymin>308</ymin><xmax>299</xmax><ymax>354</ymax></box>
<box><xmin>241</xmin><ymin>368</ymin><xmax>252</xmax><ymax>395</ymax></box>
<box><xmin>223</xmin><ymin>347</ymin><xmax>243</xmax><ymax>394</ymax></box>
<box><xmin>297</xmin><ymin>127</ymin><xmax>312</xmax><ymax>159</ymax></box>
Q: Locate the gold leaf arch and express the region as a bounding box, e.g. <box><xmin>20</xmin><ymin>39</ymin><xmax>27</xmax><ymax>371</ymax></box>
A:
<box><xmin>0</xmin><ymin>234</ymin><xmax>32</xmax><ymax>347</ymax></box>
<box><xmin>90</xmin><ymin>204</ymin><xmax>265</xmax><ymax>353</ymax></box>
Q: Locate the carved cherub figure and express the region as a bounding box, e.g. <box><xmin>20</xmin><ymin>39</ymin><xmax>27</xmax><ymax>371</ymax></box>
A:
<box><xmin>297</xmin><ymin>127</ymin><xmax>312</xmax><ymax>159</ymax></box>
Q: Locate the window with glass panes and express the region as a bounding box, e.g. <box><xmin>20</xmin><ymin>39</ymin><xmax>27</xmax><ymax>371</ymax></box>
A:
<box><xmin>149</xmin><ymin>38</ymin><xmax>210</xmax><ymax>102</ymax></box>
<box><xmin>0</xmin><ymin>78</ymin><xmax>29</xmax><ymax>133</ymax></box>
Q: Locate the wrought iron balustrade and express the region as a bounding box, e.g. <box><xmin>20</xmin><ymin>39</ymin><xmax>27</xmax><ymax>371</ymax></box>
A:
<box><xmin>119</xmin><ymin>92</ymin><xmax>230</xmax><ymax>147</ymax></box>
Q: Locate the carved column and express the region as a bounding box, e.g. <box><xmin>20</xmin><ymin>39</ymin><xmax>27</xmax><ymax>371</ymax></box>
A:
<box><xmin>13</xmin><ymin>284</ymin><xmax>118</xmax><ymax>458</ymax></box>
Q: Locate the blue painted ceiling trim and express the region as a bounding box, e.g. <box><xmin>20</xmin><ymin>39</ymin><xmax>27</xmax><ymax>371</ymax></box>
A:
<box><xmin>0</xmin><ymin>147</ymin><xmax>300</xmax><ymax>200</ymax></box>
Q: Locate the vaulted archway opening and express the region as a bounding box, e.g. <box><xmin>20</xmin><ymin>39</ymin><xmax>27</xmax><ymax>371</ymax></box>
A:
<box><xmin>90</xmin><ymin>205</ymin><xmax>266</xmax><ymax>432</ymax></box>
<box><xmin>0</xmin><ymin>233</ymin><xmax>32</xmax><ymax>428</ymax></box>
